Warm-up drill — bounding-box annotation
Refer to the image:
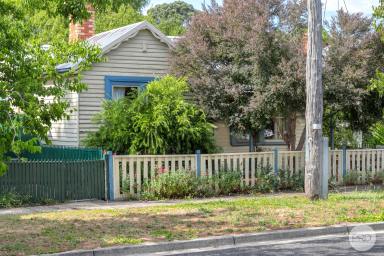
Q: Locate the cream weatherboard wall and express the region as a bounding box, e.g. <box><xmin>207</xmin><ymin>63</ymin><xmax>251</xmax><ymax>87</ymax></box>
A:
<box><xmin>48</xmin><ymin>91</ymin><xmax>80</xmax><ymax>146</ymax></box>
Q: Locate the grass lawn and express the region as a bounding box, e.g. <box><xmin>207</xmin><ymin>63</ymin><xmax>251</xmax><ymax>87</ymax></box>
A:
<box><xmin>1</xmin><ymin>192</ymin><xmax>384</xmax><ymax>255</ymax></box>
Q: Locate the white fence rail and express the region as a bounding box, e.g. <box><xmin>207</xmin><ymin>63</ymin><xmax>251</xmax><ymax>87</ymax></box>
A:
<box><xmin>110</xmin><ymin>149</ymin><xmax>384</xmax><ymax>199</ymax></box>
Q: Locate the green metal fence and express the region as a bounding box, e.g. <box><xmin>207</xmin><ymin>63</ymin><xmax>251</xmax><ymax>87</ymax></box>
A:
<box><xmin>0</xmin><ymin>160</ymin><xmax>106</xmax><ymax>201</ymax></box>
<box><xmin>22</xmin><ymin>145</ymin><xmax>104</xmax><ymax>161</ymax></box>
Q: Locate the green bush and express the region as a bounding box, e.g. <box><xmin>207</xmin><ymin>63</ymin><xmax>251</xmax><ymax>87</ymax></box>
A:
<box><xmin>343</xmin><ymin>171</ymin><xmax>361</xmax><ymax>186</ymax></box>
<box><xmin>138</xmin><ymin>167</ymin><xmax>305</xmax><ymax>200</ymax></box>
<box><xmin>140</xmin><ymin>170</ymin><xmax>243</xmax><ymax>200</ymax></box>
<box><xmin>0</xmin><ymin>192</ymin><xmax>32</xmax><ymax>208</ymax></box>
<box><xmin>141</xmin><ymin>171</ymin><xmax>197</xmax><ymax>200</ymax></box>
<box><xmin>278</xmin><ymin>169</ymin><xmax>305</xmax><ymax>192</ymax></box>
<box><xmin>214</xmin><ymin>170</ymin><xmax>243</xmax><ymax>195</ymax></box>
<box><xmin>368</xmin><ymin>171</ymin><xmax>384</xmax><ymax>185</ymax></box>
<box><xmin>253</xmin><ymin>167</ymin><xmax>280</xmax><ymax>193</ymax></box>
<box><xmin>251</xmin><ymin>167</ymin><xmax>304</xmax><ymax>193</ymax></box>
<box><xmin>85</xmin><ymin>75</ymin><xmax>217</xmax><ymax>154</ymax></box>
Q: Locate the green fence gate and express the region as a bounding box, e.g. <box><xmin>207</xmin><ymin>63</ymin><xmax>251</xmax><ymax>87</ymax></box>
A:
<box><xmin>0</xmin><ymin>160</ymin><xmax>106</xmax><ymax>201</ymax></box>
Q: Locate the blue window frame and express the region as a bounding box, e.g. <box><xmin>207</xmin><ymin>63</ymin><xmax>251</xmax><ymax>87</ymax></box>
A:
<box><xmin>104</xmin><ymin>76</ymin><xmax>155</xmax><ymax>99</ymax></box>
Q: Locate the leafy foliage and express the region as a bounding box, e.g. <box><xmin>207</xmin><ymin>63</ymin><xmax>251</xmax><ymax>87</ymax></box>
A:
<box><xmin>17</xmin><ymin>0</ymin><xmax>193</xmax><ymax>44</ymax></box>
<box><xmin>343</xmin><ymin>171</ymin><xmax>361</xmax><ymax>186</ymax></box>
<box><xmin>138</xmin><ymin>167</ymin><xmax>304</xmax><ymax>200</ymax></box>
<box><xmin>172</xmin><ymin>0</ymin><xmax>286</xmax><ymax>133</ymax></box>
<box><xmin>0</xmin><ymin>1</ymin><xmax>102</xmax><ymax>174</ymax></box>
<box><xmin>323</xmin><ymin>10</ymin><xmax>384</xmax><ymax>133</ymax></box>
<box><xmin>0</xmin><ymin>192</ymin><xmax>32</xmax><ymax>208</ymax></box>
<box><xmin>95</xmin><ymin>4</ymin><xmax>144</xmax><ymax>33</ymax></box>
<box><xmin>171</xmin><ymin>0</ymin><xmax>308</xmax><ymax>149</ymax></box>
<box><xmin>140</xmin><ymin>170</ymin><xmax>243</xmax><ymax>200</ymax></box>
<box><xmin>373</xmin><ymin>0</ymin><xmax>384</xmax><ymax>41</ymax></box>
<box><xmin>0</xmin><ymin>191</ymin><xmax>56</xmax><ymax>208</ymax></box>
<box><xmin>370</xmin><ymin>121</ymin><xmax>384</xmax><ymax>145</ymax></box>
<box><xmin>173</xmin><ymin>0</ymin><xmax>384</xmax><ymax>149</ymax></box>
<box><xmin>85</xmin><ymin>76</ymin><xmax>217</xmax><ymax>154</ymax></box>
<box><xmin>22</xmin><ymin>0</ymin><xmax>149</xmax><ymax>22</ymax></box>
<box><xmin>147</xmin><ymin>0</ymin><xmax>196</xmax><ymax>36</ymax></box>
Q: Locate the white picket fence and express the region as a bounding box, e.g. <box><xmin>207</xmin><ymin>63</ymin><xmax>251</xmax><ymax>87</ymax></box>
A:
<box><xmin>110</xmin><ymin>149</ymin><xmax>384</xmax><ymax>199</ymax></box>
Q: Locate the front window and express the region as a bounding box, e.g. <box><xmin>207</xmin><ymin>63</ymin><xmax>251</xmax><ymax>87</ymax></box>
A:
<box><xmin>230</xmin><ymin>129</ymin><xmax>250</xmax><ymax>146</ymax></box>
<box><xmin>264</xmin><ymin>117</ymin><xmax>285</xmax><ymax>141</ymax></box>
<box><xmin>112</xmin><ymin>86</ymin><xmax>139</xmax><ymax>100</ymax></box>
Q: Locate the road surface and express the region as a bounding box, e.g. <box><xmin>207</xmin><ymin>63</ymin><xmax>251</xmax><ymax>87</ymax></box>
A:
<box><xmin>140</xmin><ymin>232</ymin><xmax>384</xmax><ymax>256</ymax></box>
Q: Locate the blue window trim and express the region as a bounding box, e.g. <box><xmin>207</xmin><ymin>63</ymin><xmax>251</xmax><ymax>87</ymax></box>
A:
<box><xmin>104</xmin><ymin>76</ymin><xmax>155</xmax><ymax>99</ymax></box>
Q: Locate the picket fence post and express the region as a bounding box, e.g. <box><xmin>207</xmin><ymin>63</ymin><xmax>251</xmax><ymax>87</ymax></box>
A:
<box><xmin>195</xmin><ymin>149</ymin><xmax>201</xmax><ymax>177</ymax></box>
<box><xmin>273</xmin><ymin>147</ymin><xmax>279</xmax><ymax>175</ymax></box>
<box><xmin>321</xmin><ymin>137</ymin><xmax>329</xmax><ymax>199</ymax></box>
<box><xmin>342</xmin><ymin>145</ymin><xmax>347</xmax><ymax>177</ymax></box>
<box><xmin>106</xmin><ymin>151</ymin><xmax>114</xmax><ymax>200</ymax></box>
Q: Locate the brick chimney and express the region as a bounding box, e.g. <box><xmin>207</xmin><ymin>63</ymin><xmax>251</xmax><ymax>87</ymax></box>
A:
<box><xmin>69</xmin><ymin>4</ymin><xmax>95</xmax><ymax>42</ymax></box>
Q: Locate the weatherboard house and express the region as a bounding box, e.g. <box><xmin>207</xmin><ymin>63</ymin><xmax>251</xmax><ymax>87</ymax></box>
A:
<box><xmin>51</xmin><ymin>11</ymin><xmax>305</xmax><ymax>152</ymax></box>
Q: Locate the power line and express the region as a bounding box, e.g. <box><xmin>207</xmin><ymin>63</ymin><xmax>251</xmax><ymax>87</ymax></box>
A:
<box><xmin>342</xmin><ymin>0</ymin><xmax>349</xmax><ymax>12</ymax></box>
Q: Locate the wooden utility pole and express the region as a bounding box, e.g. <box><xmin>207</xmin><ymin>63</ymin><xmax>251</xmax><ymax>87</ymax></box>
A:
<box><xmin>305</xmin><ymin>0</ymin><xmax>323</xmax><ymax>200</ymax></box>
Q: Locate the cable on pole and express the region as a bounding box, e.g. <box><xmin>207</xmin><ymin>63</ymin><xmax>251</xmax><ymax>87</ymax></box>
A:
<box><xmin>342</xmin><ymin>0</ymin><xmax>349</xmax><ymax>13</ymax></box>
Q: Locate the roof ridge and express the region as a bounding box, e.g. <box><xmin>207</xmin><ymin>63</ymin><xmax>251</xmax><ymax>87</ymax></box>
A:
<box><xmin>87</xmin><ymin>21</ymin><xmax>147</xmax><ymax>42</ymax></box>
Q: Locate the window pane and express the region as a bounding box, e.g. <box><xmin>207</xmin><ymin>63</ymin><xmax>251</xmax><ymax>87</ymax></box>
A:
<box><xmin>112</xmin><ymin>86</ymin><xmax>139</xmax><ymax>100</ymax></box>
<box><xmin>124</xmin><ymin>87</ymin><xmax>138</xmax><ymax>99</ymax></box>
<box><xmin>264</xmin><ymin>117</ymin><xmax>285</xmax><ymax>140</ymax></box>
<box><xmin>230</xmin><ymin>130</ymin><xmax>250</xmax><ymax>146</ymax></box>
<box><xmin>112</xmin><ymin>87</ymin><xmax>126</xmax><ymax>100</ymax></box>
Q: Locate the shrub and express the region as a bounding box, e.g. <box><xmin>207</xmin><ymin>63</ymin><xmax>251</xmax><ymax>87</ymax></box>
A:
<box><xmin>85</xmin><ymin>76</ymin><xmax>217</xmax><ymax>154</ymax></box>
<box><xmin>369</xmin><ymin>171</ymin><xmax>384</xmax><ymax>185</ymax></box>
<box><xmin>194</xmin><ymin>176</ymin><xmax>216</xmax><ymax>198</ymax></box>
<box><xmin>343</xmin><ymin>170</ymin><xmax>361</xmax><ymax>186</ymax></box>
<box><xmin>213</xmin><ymin>170</ymin><xmax>243</xmax><ymax>195</ymax></box>
<box><xmin>141</xmin><ymin>171</ymin><xmax>197</xmax><ymax>200</ymax></box>
<box><xmin>0</xmin><ymin>192</ymin><xmax>55</xmax><ymax>208</ymax></box>
<box><xmin>140</xmin><ymin>170</ymin><xmax>243</xmax><ymax>200</ymax></box>
<box><xmin>253</xmin><ymin>167</ymin><xmax>280</xmax><ymax>193</ymax></box>
<box><xmin>138</xmin><ymin>168</ymin><xmax>305</xmax><ymax>201</ymax></box>
<box><xmin>0</xmin><ymin>192</ymin><xmax>32</xmax><ymax>208</ymax></box>
<box><xmin>279</xmin><ymin>169</ymin><xmax>305</xmax><ymax>192</ymax></box>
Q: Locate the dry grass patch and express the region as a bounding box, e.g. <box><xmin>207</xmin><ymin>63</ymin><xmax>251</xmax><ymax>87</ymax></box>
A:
<box><xmin>1</xmin><ymin>191</ymin><xmax>384</xmax><ymax>255</ymax></box>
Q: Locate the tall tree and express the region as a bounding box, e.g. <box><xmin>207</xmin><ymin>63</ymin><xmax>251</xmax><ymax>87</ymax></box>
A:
<box><xmin>370</xmin><ymin>0</ymin><xmax>384</xmax><ymax>95</ymax></box>
<box><xmin>16</xmin><ymin>0</ymin><xmax>149</xmax><ymax>43</ymax></box>
<box><xmin>323</xmin><ymin>10</ymin><xmax>384</xmax><ymax>147</ymax></box>
<box><xmin>172</xmin><ymin>0</ymin><xmax>310</xmax><ymax>149</ymax></box>
<box><xmin>0</xmin><ymin>0</ymin><xmax>101</xmax><ymax>174</ymax></box>
<box><xmin>147</xmin><ymin>0</ymin><xmax>196</xmax><ymax>36</ymax></box>
<box><xmin>23</xmin><ymin>0</ymin><xmax>149</xmax><ymax>21</ymax></box>
<box><xmin>95</xmin><ymin>4</ymin><xmax>144</xmax><ymax>33</ymax></box>
<box><xmin>172</xmin><ymin>0</ymin><xmax>283</xmax><ymax>134</ymax></box>
<box><xmin>266</xmin><ymin>0</ymin><xmax>307</xmax><ymax>150</ymax></box>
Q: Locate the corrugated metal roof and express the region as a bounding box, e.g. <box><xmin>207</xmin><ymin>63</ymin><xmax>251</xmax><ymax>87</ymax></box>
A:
<box><xmin>57</xmin><ymin>21</ymin><xmax>173</xmax><ymax>72</ymax></box>
<box><xmin>87</xmin><ymin>22</ymin><xmax>143</xmax><ymax>51</ymax></box>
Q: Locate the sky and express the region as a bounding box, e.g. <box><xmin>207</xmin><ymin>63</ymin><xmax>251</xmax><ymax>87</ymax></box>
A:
<box><xmin>144</xmin><ymin>0</ymin><xmax>380</xmax><ymax>19</ymax></box>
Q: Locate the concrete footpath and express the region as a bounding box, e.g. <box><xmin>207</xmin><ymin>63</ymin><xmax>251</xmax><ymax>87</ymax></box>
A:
<box><xmin>46</xmin><ymin>222</ymin><xmax>384</xmax><ymax>256</ymax></box>
<box><xmin>0</xmin><ymin>194</ymin><xmax>272</xmax><ymax>216</ymax></box>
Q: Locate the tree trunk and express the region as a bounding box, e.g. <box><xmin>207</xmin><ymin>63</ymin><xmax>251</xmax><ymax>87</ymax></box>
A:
<box><xmin>284</xmin><ymin>113</ymin><xmax>297</xmax><ymax>151</ymax></box>
<box><xmin>289</xmin><ymin>113</ymin><xmax>297</xmax><ymax>150</ymax></box>
<box><xmin>330</xmin><ymin>114</ymin><xmax>335</xmax><ymax>150</ymax></box>
<box><xmin>305</xmin><ymin>0</ymin><xmax>323</xmax><ymax>200</ymax></box>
